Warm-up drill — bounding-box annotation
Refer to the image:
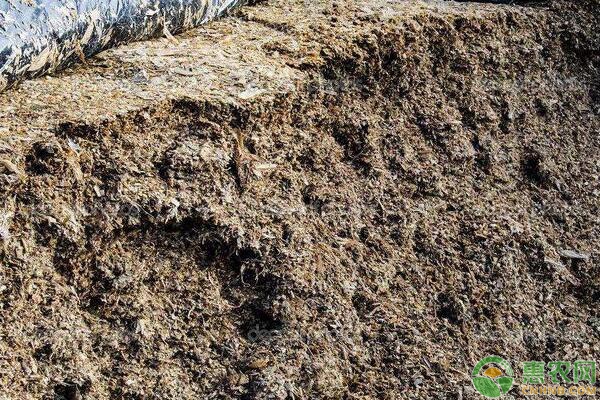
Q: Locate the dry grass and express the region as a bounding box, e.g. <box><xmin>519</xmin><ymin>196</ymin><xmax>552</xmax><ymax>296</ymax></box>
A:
<box><xmin>0</xmin><ymin>0</ymin><xmax>598</xmax><ymax>398</ymax></box>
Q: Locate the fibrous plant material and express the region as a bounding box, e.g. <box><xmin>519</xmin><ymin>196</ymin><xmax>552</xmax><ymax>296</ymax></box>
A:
<box><xmin>0</xmin><ymin>0</ymin><xmax>244</xmax><ymax>91</ymax></box>
<box><xmin>0</xmin><ymin>0</ymin><xmax>598</xmax><ymax>398</ymax></box>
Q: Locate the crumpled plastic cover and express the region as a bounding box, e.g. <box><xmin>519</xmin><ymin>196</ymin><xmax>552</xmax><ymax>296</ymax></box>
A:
<box><xmin>0</xmin><ymin>0</ymin><xmax>244</xmax><ymax>91</ymax></box>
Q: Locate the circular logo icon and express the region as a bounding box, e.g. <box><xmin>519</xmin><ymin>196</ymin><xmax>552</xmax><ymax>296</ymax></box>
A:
<box><xmin>471</xmin><ymin>356</ymin><xmax>514</xmax><ymax>398</ymax></box>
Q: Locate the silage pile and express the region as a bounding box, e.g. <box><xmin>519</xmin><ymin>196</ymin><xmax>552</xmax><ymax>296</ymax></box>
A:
<box><xmin>0</xmin><ymin>0</ymin><xmax>245</xmax><ymax>91</ymax></box>
<box><xmin>0</xmin><ymin>0</ymin><xmax>598</xmax><ymax>399</ymax></box>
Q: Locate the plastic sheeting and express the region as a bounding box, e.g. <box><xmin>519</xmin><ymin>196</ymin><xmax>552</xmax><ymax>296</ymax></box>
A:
<box><xmin>0</xmin><ymin>0</ymin><xmax>244</xmax><ymax>91</ymax></box>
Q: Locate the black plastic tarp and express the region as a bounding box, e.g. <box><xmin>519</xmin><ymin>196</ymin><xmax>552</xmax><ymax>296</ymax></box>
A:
<box><xmin>0</xmin><ymin>0</ymin><xmax>244</xmax><ymax>91</ymax></box>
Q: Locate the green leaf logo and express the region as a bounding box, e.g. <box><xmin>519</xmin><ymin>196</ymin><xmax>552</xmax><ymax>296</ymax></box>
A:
<box><xmin>471</xmin><ymin>356</ymin><xmax>514</xmax><ymax>398</ymax></box>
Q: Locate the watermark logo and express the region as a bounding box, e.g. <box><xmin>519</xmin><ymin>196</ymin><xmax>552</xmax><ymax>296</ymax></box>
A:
<box><xmin>472</xmin><ymin>357</ymin><xmax>597</xmax><ymax>397</ymax></box>
<box><xmin>520</xmin><ymin>360</ymin><xmax>596</xmax><ymax>396</ymax></box>
<box><xmin>472</xmin><ymin>356</ymin><xmax>515</xmax><ymax>398</ymax></box>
